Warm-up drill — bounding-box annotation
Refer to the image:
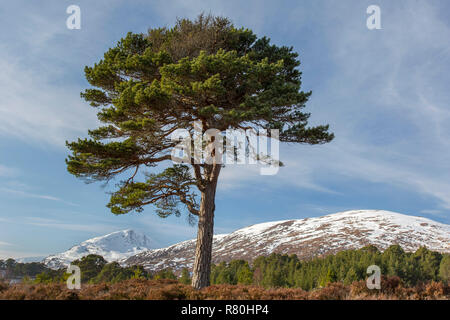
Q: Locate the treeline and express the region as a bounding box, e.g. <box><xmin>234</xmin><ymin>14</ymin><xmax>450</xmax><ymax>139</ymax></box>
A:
<box><xmin>35</xmin><ymin>255</ymin><xmax>185</xmax><ymax>284</ymax></box>
<box><xmin>211</xmin><ymin>245</ymin><xmax>450</xmax><ymax>290</ymax></box>
<box><xmin>2</xmin><ymin>245</ymin><xmax>449</xmax><ymax>289</ymax></box>
<box><xmin>0</xmin><ymin>259</ymin><xmax>48</xmax><ymax>279</ymax></box>
<box><xmin>0</xmin><ymin>255</ymin><xmax>182</xmax><ymax>284</ymax></box>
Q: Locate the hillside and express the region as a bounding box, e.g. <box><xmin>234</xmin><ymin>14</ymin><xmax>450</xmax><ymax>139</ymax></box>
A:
<box><xmin>123</xmin><ymin>210</ymin><xmax>450</xmax><ymax>271</ymax></box>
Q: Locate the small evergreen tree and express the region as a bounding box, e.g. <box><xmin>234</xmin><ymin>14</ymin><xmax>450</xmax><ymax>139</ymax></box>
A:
<box><xmin>154</xmin><ymin>268</ymin><xmax>177</xmax><ymax>280</ymax></box>
<box><xmin>179</xmin><ymin>268</ymin><xmax>191</xmax><ymax>285</ymax></box>
<box><xmin>237</xmin><ymin>262</ymin><xmax>253</xmax><ymax>285</ymax></box>
<box><xmin>344</xmin><ymin>267</ymin><xmax>358</xmax><ymax>285</ymax></box>
<box><xmin>72</xmin><ymin>254</ymin><xmax>107</xmax><ymax>283</ymax></box>
<box><xmin>412</xmin><ymin>247</ymin><xmax>442</xmax><ymax>282</ymax></box>
<box><xmin>438</xmin><ymin>254</ymin><xmax>450</xmax><ymax>283</ymax></box>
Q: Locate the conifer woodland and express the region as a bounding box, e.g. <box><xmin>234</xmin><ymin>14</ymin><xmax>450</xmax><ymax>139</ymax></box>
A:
<box><xmin>1</xmin><ymin>245</ymin><xmax>449</xmax><ymax>294</ymax></box>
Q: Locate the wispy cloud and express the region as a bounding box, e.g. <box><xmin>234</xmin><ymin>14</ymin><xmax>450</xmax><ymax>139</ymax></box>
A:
<box><xmin>421</xmin><ymin>209</ymin><xmax>443</xmax><ymax>215</ymax></box>
<box><xmin>0</xmin><ymin>165</ymin><xmax>19</xmax><ymax>177</ymax></box>
<box><xmin>0</xmin><ymin>249</ymin><xmax>48</xmax><ymax>260</ymax></box>
<box><xmin>0</xmin><ymin>187</ymin><xmax>78</xmax><ymax>206</ymax></box>
<box><xmin>0</xmin><ymin>1</ymin><xmax>111</xmax><ymax>148</ymax></box>
<box><xmin>311</xmin><ymin>1</ymin><xmax>450</xmax><ymax>213</ymax></box>
<box><xmin>0</xmin><ymin>241</ymin><xmax>13</xmax><ymax>247</ymax></box>
<box><xmin>218</xmin><ymin>161</ymin><xmax>339</xmax><ymax>195</ymax></box>
<box><xmin>213</xmin><ymin>1</ymin><xmax>450</xmax><ymax>220</ymax></box>
<box><xmin>0</xmin><ymin>56</ymin><xmax>97</xmax><ymax>147</ymax></box>
<box><xmin>24</xmin><ymin>217</ymin><xmax>114</xmax><ymax>233</ymax></box>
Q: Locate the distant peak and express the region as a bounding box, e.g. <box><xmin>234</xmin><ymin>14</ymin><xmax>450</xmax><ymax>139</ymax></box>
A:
<box><xmin>122</xmin><ymin>209</ymin><xmax>449</xmax><ymax>273</ymax></box>
<box><xmin>43</xmin><ymin>229</ymin><xmax>153</xmax><ymax>269</ymax></box>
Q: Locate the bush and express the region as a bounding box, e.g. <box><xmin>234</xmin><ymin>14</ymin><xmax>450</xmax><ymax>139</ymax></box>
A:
<box><xmin>0</xmin><ymin>279</ymin><xmax>448</xmax><ymax>300</ymax></box>
<box><xmin>310</xmin><ymin>282</ymin><xmax>350</xmax><ymax>300</ymax></box>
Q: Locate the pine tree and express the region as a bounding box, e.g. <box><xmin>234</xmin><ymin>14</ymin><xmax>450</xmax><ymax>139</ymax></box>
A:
<box><xmin>344</xmin><ymin>267</ymin><xmax>358</xmax><ymax>285</ymax></box>
<box><xmin>382</xmin><ymin>245</ymin><xmax>406</xmax><ymax>278</ymax></box>
<box><xmin>66</xmin><ymin>14</ymin><xmax>334</xmax><ymax>289</ymax></box>
<box><xmin>325</xmin><ymin>267</ymin><xmax>337</xmax><ymax>285</ymax></box>
<box><xmin>72</xmin><ymin>254</ymin><xmax>107</xmax><ymax>283</ymax></box>
<box><xmin>412</xmin><ymin>247</ymin><xmax>442</xmax><ymax>281</ymax></box>
<box><xmin>179</xmin><ymin>268</ymin><xmax>191</xmax><ymax>285</ymax></box>
<box><xmin>439</xmin><ymin>254</ymin><xmax>450</xmax><ymax>283</ymax></box>
<box><xmin>154</xmin><ymin>268</ymin><xmax>177</xmax><ymax>280</ymax></box>
<box><xmin>94</xmin><ymin>262</ymin><xmax>125</xmax><ymax>283</ymax></box>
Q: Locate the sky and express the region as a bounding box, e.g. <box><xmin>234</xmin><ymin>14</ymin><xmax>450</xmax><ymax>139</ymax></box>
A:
<box><xmin>0</xmin><ymin>0</ymin><xmax>450</xmax><ymax>259</ymax></box>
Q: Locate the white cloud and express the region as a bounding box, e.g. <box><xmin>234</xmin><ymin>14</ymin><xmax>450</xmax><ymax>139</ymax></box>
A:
<box><xmin>0</xmin><ymin>249</ymin><xmax>48</xmax><ymax>260</ymax></box>
<box><xmin>0</xmin><ymin>187</ymin><xmax>78</xmax><ymax>206</ymax></box>
<box><xmin>212</xmin><ymin>2</ymin><xmax>450</xmax><ymax>220</ymax></box>
<box><xmin>23</xmin><ymin>217</ymin><xmax>114</xmax><ymax>233</ymax></box>
<box><xmin>0</xmin><ymin>165</ymin><xmax>19</xmax><ymax>177</ymax></box>
<box><xmin>314</xmin><ymin>2</ymin><xmax>450</xmax><ymax>211</ymax></box>
<box><xmin>0</xmin><ymin>56</ymin><xmax>97</xmax><ymax>147</ymax></box>
<box><xmin>0</xmin><ymin>1</ymin><xmax>126</xmax><ymax>148</ymax></box>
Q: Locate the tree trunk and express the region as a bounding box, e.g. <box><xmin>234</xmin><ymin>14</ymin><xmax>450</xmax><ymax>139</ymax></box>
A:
<box><xmin>191</xmin><ymin>169</ymin><xmax>219</xmax><ymax>289</ymax></box>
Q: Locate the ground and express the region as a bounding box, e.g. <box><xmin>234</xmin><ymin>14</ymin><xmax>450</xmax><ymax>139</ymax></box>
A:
<box><xmin>0</xmin><ymin>278</ymin><xmax>448</xmax><ymax>300</ymax></box>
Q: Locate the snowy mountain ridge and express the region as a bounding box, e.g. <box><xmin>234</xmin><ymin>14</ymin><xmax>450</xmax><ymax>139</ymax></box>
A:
<box><xmin>43</xmin><ymin>229</ymin><xmax>152</xmax><ymax>269</ymax></box>
<box><xmin>42</xmin><ymin>210</ymin><xmax>450</xmax><ymax>272</ymax></box>
<box><xmin>123</xmin><ymin>210</ymin><xmax>450</xmax><ymax>272</ymax></box>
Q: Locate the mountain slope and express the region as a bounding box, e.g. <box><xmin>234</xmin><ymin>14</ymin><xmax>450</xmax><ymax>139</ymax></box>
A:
<box><xmin>123</xmin><ymin>210</ymin><xmax>450</xmax><ymax>272</ymax></box>
<box><xmin>44</xmin><ymin>229</ymin><xmax>152</xmax><ymax>269</ymax></box>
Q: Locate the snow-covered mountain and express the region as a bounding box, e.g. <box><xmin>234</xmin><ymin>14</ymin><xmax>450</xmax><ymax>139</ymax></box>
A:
<box><xmin>123</xmin><ymin>210</ymin><xmax>450</xmax><ymax>272</ymax></box>
<box><xmin>43</xmin><ymin>229</ymin><xmax>152</xmax><ymax>269</ymax></box>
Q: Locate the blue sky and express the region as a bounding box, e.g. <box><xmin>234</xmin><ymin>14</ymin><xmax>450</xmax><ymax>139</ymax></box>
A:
<box><xmin>1</xmin><ymin>0</ymin><xmax>450</xmax><ymax>259</ymax></box>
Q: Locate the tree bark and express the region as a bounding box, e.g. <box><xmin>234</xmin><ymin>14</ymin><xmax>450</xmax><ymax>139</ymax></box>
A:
<box><xmin>191</xmin><ymin>166</ymin><xmax>220</xmax><ymax>289</ymax></box>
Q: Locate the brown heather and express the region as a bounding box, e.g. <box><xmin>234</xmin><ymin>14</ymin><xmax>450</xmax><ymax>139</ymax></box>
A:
<box><xmin>0</xmin><ymin>277</ymin><xmax>448</xmax><ymax>300</ymax></box>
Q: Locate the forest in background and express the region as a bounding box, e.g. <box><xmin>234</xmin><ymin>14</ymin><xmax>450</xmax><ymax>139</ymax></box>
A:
<box><xmin>1</xmin><ymin>245</ymin><xmax>449</xmax><ymax>291</ymax></box>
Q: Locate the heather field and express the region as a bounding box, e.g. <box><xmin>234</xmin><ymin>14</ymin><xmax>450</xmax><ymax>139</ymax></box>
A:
<box><xmin>1</xmin><ymin>277</ymin><xmax>449</xmax><ymax>300</ymax></box>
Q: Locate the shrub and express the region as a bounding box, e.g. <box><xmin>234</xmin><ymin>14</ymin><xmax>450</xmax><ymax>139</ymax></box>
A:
<box><xmin>310</xmin><ymin>282</ymin><xmax>350</xmax><ymax>300</ymax></box>
<box><xmin>0</xmin><ymin>277</ymin><xmax>448</xmax><ymax>300</ymax></box>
